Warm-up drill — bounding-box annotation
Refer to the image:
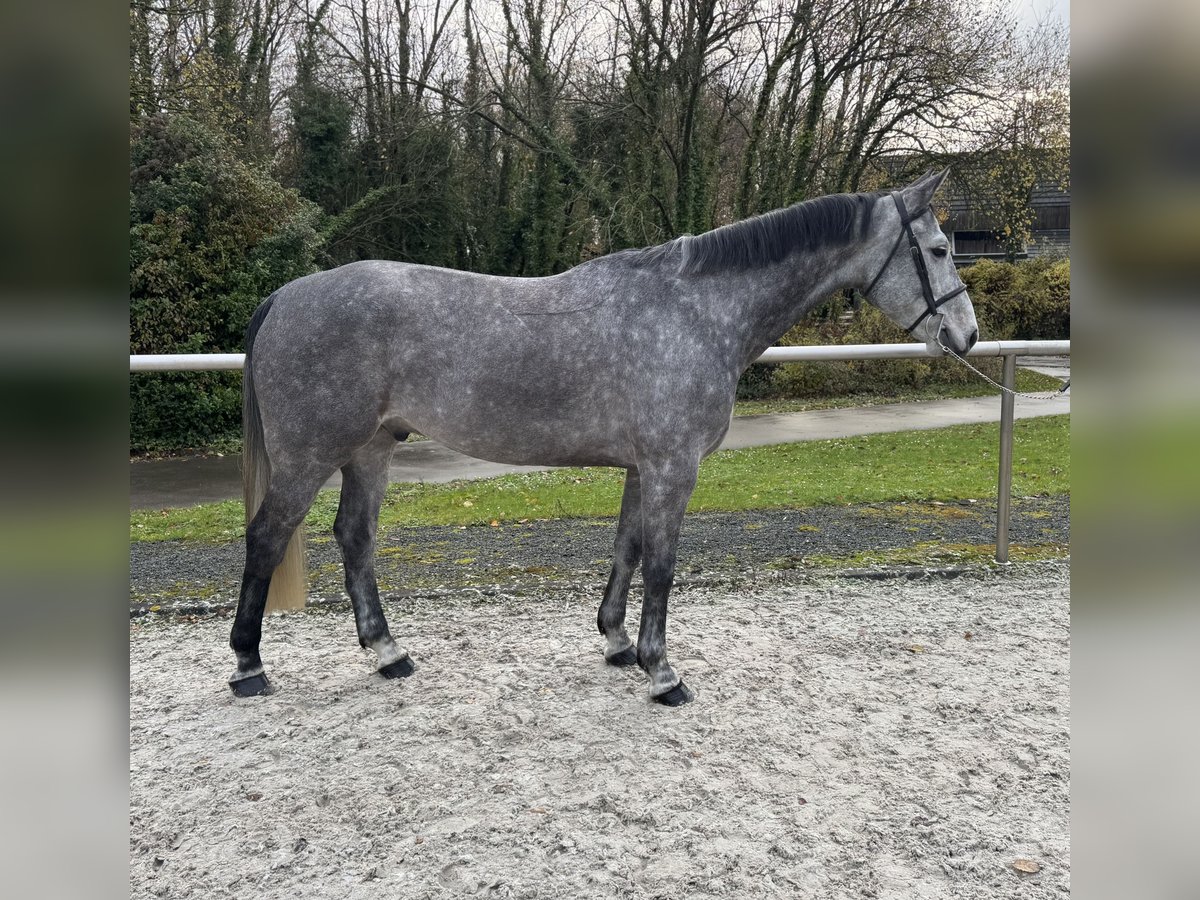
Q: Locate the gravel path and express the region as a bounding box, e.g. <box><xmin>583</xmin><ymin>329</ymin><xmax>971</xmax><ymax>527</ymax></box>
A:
<box><xmin>130</xmin><ymin>560</ymin><xmax>1070</xmax><ymax>899</ymax></box>
<box><xmin>130</xmin><ymin>497</ymin><xmax>1069</xmax><ymax>611</ymax></box>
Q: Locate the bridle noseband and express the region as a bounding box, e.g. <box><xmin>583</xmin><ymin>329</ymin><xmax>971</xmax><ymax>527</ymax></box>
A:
<box><xmin>863</xmin><ymin>191</ymin><xmax>969</xmax><ymax>334</ymax></box>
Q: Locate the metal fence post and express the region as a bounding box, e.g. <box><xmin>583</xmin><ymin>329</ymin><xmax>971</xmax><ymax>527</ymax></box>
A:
<box><xmin>995</xmin><ymin>353</ymin><xmax>1017</xmax><ymax>562</ymax></box>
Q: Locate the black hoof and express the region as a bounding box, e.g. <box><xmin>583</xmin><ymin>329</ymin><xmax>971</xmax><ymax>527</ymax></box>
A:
<box><xmin>379</xmin><ymin>656</ymin><xmax>415</xmax><ymax>679</ymax></box>
<box><xmin>605</xmin><ymin>646</ymin><xmax>638</xmax><ymax>667</ymax></box>
<box><xmin>653</xmin><ymin>681</ymin><xmax>694</xmax><ymax>707</ymax></box>
<box><xmin>229</xmin><ymin>672</ymin><xmax>273</xmax><ymax>697</ymax></box>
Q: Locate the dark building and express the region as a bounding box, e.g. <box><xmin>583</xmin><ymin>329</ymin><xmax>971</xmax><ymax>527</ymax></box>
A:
<box><xmin>942</xmin><ymin>176</ymin><xmax>1070</xmax><ymax>264</ymax></box>
<box><xmin>870</xmin><ymin>153</ymin><xmax>1070</xmax><ymax>264</ymax></box>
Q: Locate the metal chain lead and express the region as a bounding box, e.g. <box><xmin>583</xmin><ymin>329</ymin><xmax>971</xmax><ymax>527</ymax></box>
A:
<box><xmin>938</xmin><ymin>339</ymin><xmax>1070</xmax><ymax>400</ymax></box>
<box><xmin>929</xmin><ymin>316</ymin><xmax>1068</xmax><ymax>400</ymax></box>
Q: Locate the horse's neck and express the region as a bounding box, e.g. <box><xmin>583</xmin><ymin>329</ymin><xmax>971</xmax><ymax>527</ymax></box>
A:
<box><xmin>720</xmin><ymin>245</ymin><xmax>866</xmax><ymax>370</ymax></box>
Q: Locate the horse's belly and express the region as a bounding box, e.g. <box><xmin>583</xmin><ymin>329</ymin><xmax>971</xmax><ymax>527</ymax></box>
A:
<box><xmin>387</xmin><ymin>391</ymin><xmax>631</xmax><ymax>469</ymax></box>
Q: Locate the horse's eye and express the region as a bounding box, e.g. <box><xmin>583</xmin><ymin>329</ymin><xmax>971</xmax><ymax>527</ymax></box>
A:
<box><xmin>931</xmin><ymin>245</ymin><xmax>949</xmax><ymax>258</ymax></box>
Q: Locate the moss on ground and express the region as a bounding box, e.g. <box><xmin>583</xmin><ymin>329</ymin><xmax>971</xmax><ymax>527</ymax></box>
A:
<box><xmin>796</xmin><ymin>541</ymin><xmax>1070</xmax><ymax>570</ymax></box>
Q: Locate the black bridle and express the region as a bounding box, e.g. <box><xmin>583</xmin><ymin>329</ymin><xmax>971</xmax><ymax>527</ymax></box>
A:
<box><xmin>863</xmin><ymin>191</ymin><xmax>969</xmax><ymax>334</ymax></box>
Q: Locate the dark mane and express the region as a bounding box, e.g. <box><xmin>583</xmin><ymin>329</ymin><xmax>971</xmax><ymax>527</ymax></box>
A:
<box><xmin>625</xmin><ymin>192</ymin><xmax>878</xmax><ymax>275</ymax></box>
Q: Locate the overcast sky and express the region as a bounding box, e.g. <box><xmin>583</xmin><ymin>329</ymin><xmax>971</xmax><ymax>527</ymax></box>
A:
<box><xmin>1018</xmin><ymin>0</ymin><xmax>1070</xmax><ymax>30</ymax></box>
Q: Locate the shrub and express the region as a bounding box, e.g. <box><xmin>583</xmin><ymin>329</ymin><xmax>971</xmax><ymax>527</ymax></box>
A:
<box><xmin>129</xmin><ymin>115</ymin><xmax>323</xmax><ymax>451</ymax></box>
<box><xmin>963</xmin><ymin>257</ymin><xmax>1071</xmax><ymax>340</ymax></box>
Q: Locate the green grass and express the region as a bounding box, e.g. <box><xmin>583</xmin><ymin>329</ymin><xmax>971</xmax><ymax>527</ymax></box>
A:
<box><xmin>131</xmin><ymin>415</ymin><xmax>1069</xmax><ymax>544</ymax></box>
<box><xmin>732</xmin><ymin>368</ymin><xmax>1063</xmax><ymax>417</ymax></box>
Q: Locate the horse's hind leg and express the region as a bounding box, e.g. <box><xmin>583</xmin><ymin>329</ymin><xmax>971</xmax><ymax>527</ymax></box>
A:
<box><xmin>597</xmin><ymin>468</ymin><xmax>641</xmax><ymax>666</ymax></box>
<box><xmin>229</xmin><ymin>465</ymin><xmax>329</xmax><ymax>696</ymax></box>
<box><xmin>334</xmin><ymin>428</ymin><xmax>413</xmax><ymax>679</ymax></box>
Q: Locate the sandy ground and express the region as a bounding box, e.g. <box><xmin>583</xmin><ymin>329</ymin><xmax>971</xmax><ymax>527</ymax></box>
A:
<box><xmin>130</xmin><ymin>561</ymin><xmax>1069</xmax><ymax>899</ymax></box>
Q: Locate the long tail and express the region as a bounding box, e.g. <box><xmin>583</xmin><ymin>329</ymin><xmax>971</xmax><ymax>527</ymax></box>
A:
<box><xmin>243</xmin><ymin>294</ymin><xmax>307</xmax><ymax>612</ymax></box>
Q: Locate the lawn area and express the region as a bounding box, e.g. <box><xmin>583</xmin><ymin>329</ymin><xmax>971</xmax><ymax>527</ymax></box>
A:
<box><xmin>131</xmin><ymin>415</ymin><xmax>1069</xmax><ymax>544</ymax></box>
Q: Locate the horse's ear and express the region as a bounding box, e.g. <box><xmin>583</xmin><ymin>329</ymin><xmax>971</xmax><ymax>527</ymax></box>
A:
<box><xmin>904</xmin><ymin>167</ymin><xmax>951</xmax><ymax>208</ymax></box>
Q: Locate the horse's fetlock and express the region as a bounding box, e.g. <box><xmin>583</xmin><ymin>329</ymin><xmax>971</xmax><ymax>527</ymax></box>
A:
<box><xmin>635</xmin><ymin>646</ymin><xmax>653</xmax><ymax>673</ymax></box>
<box><xmin>229</xmin><ymin>628</ymin><xmax>262</xmax><ymax>656</ymax></box>
<box><xmin>638</xmin><ymin>643</ymin><xmax>667</xmax><ymax>672</ymax></box>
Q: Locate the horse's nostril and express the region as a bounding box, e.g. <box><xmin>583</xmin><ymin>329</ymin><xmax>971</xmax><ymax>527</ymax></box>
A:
<box><xmin>967</xmin><ymin>329</ymin><xmax>979</xmax><ymax>350</ymax></box>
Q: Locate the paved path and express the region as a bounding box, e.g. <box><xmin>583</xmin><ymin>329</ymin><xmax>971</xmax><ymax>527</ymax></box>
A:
<box><xmin>131</xmin><ymin>387</ymin><xmax>1069</xmax><ymax>510</ymax></box>
<box><xmin>1016</xmin><ymin>354</ymin><xmax>1070</xmax><ymax>381</ymax></box>
<box><xmin>719</xmin><ymin>391</ymin><xmax>1068</xmax><ymax>449</ymax></box>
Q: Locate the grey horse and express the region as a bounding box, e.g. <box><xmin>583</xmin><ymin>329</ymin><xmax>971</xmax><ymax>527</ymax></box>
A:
<box><xmin>230</xmin><ymin>169</ymin><xmax>977</xmax><ymax>705</ymax></box>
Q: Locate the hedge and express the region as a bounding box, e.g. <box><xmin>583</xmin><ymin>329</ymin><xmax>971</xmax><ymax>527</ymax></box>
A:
<box><xmin>130</xmin><ymin>115</ymin><xmax>322</xmax><ymax>451</ymax></box>
<box><xmin>737</xmin><ymin>256</ymin><xmax>1070</xmax><ymax>401</ymax></box>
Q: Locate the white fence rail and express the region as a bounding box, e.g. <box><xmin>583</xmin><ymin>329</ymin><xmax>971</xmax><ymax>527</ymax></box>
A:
<box><xmin>129</xmin><ymin>340</ymin><xmax>1070</xmax><ymax>372</ymax></box>
<box><xmin>131</xmin><ymin>340</ymin><xmax>1070</xmax><ymax>562</ymax></box>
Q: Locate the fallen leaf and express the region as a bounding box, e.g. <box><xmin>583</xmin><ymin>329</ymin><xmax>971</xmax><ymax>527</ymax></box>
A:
<box><xmin>964</xmin><ymin>631</ymin><xmax>973</xmax><ymax>640</ymax></box>
<box><xmin>490</xmin><ymin>520</ymin><xmax>500</xmax><ymax>527</ymax></box>
<box><xmin>463</xmin><ymin>500</ymin><xmax>474</xmax><ymax>507</ymax></box>
<box><xmin>1011</xmin><ymin>859</ymin><xmax>1040</xmax><ymax>875</ymax></box>
<box><xmin>908</xmin><ymin>645</ymin><xmax>924</xmax><ymax>653</ymax></box>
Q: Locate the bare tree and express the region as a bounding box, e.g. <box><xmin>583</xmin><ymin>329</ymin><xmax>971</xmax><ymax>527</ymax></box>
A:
<box><xmin>130</xmin><ymin>0</ymin><xmax>1069</xmax><ymax>268</ymax></box>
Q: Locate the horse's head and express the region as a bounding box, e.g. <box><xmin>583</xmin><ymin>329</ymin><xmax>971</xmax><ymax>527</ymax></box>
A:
<box><xmin>862</xmin><ymin>169</ymin><xmax>979</xmax><ymax>356</ymax></box>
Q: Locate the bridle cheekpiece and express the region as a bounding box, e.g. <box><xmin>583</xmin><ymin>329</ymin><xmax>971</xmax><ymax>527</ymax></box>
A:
<box><xmin>863</xmin><ymin>191</ymin><xmax>969</xmax><ymax>334</ymax></box>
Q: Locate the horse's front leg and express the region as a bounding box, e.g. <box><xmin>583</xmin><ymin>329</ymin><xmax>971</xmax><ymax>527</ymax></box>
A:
<box><xmin>635</xmin><ymin>457</ymin><xmax>699</xmax><ymax>706</ymax></box>
<box><xmin>597</xmin><ymin>467</ymin><xmax>641</xmax><ymax>667</ymax></box>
